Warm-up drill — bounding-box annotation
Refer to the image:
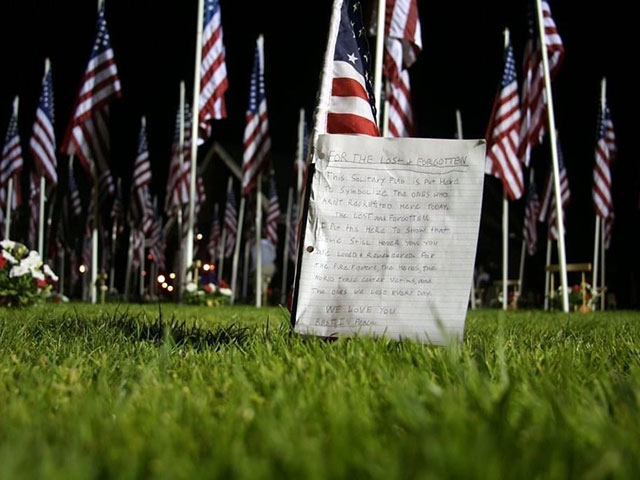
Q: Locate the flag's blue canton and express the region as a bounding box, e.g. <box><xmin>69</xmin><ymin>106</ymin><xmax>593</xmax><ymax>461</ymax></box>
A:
<box><xmin>502</xmin><ymin>45</ymin><xmax>517</xmax><ymax>87</ymax></box>
<box><xmin>203</xmin><ymin>0</ymin><xmax>219</xmax><ymax>28</ymax></box>
<box><xmin>247</xmin><ymin>48</ymin><xmax>264</xmax><ymax>114</ymax></box>
<box><xmin>335</xmin><ymin>0</ymin><xmax>377</xmax><ymax>117</ymax></box>
<box><xmin>40</xmin><ymin>70</ymin><xmax>55</xmax><ymax>122</ymax></box>
<box><xmin>93</xmin><ymin>9</ymin><xmax>113</xmax><ymax>57</ymax></box>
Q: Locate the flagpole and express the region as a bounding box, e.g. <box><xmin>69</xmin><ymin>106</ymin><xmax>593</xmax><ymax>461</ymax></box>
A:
<box><xmin>218</xmin><ymin>177</ymin><xmax>233</xmax><ymax>278</ymax></box>
<box><xmin>296</xmin><ymin>109</ymin><xmax>305</xmax><ymax>197</ymax></box>
<box><xmin>139</xmin><ymin>234</ymin><xmax>145</xmax><ymax>299</ymax></box>
<box><xmin>281</xmin><ymin>187</ymin><xmax>293</xmax><ymax>305</ymax></box>
<box><xmin>593</xmin><ymin>77</ymin><xmax>606</xmax><ymax>308</ymax></box>
<box><xmin>601</xmin><ymin>219</ymin><xmax>606</xmax><ymax>310</ymax></box>
<box><xmin>535</xmin><ymin>0</ymin><xmax>569</xmax><ymax>312</ymax></box>
<box><xmin>176</xmin><ymin>81</ymin><xmax>186</xmax><ymax>299</ymax></box>
<box><xmin>455</xmin><ymin>109</ymin><xmax>476</xmax><ymax>309</ymax></box>
<box><xmin>185</xmin><ymin>0</ymin><xmax>205</xmax><ymax>277</ymax></box>
<box><xmin>242</xmin><ymin>229</ymin><xmax>250</xmax><ymax>300</ymax></box>
<box><xmin>230</xmin><ymin>196</ymin><xmax>245</xmax><ymax>305</ymax></box>
<box><xmin>124</xmin><ymin>227</ymin><xmax>133</xmax><ymax>301</ymax></box>
<box><xmin>256</xmin><ymin>173</ymin><xmax>263</xmax><ymax>307</ymax></box>
<box><xmin>544</xmin><ymin>237</ymin><xmax>552</xmax><ymax>310</ymax></box>
<box><xmin>500</xmin><ymin>29</ymin><xmax>510</xmax><ymax>311</ymax></box>
<box><xmin>373</xmin><ymin>0</ymin><xmax>385</xmax><ymax>124</ymax></box>
<box><xmin>5</xmin><ymin>97</ymin><xmax>19</xmax><ymax>239</ymax></box>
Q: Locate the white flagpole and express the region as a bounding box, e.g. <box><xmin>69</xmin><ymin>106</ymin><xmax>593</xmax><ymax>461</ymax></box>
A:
<box><xmin>373</xmin><ymin>0</ymin><xmax>385</xmax><ymax>125</ymax></box>
<box><xmin>37</xmin><ymin>59</ymin><xmax>51</xmax><ymax>257</ymax></box>
<box><xmin>242</xmin><ymin>230</ymin><xmax>250</xmax><ymax>300</ymax></box>
<box><xmin>185</xmin><ymin>0</ymin><xmax>205</xmax><ymax>276</ymax></box>
<box><xmin>296</xmin><ymin>109</ymin><xmax>305</xmax><ymax>197</ymax></box>
<box><xmin>230</xmin><ymin>196</ymin><xmax>245</xmax><ymax>305</ymax></box>
<box><xmin>281</xmin><ymin>187</ymin><xmax>293</xmax><ymax>305</ymax></box>
<box><xmin>177</xmin><ymin>80</ymin><xmax>186</xmax><ymax>299</ymax></box>
<box><xmin>139</xmin><ymin>235</ymin><xmax>145</xmax><ymax>299</ymax></box>
<box><xmin>601</xmin><ymin>219</ymin><xmax>606</xmax><ymax>310</ymax></box>
<box><xmin>535</xmin><ymin>0</ymin><xmax>569</xmax><ymax>312</ymax></box>
<box><xmin>90</xmin><ymin>179</ymin><xmax>99</xmax><ymax>304</ymax></box>
<box><xmin>455</xmin><ymin>109</ymin><xmax>476</xmax><ymax>309</ymax></box>
<box><xmin>256</xmin><ymin>173</ymin><xmax>263</xmax><ymax>307</ymax></box>
<box><xmin>4</xmin><ymin>97</ymin><xmax>19</xmax><ymax>239</ymax></box>
<box><xmin>501</xmin><ymin>29</ymin><xmax>510</xmax><ymax>311</ymax></box>
<box><xmin>218</xmin><ymin>177</ymin><xmax>233</xmax><ymax>278</ymax></box>
<box><xmin>544</xmin><ymin>238</ymin><xmax>552</xmax><ymax>310</ymax></box>
<box><xmin>593</xmin><ymin>77</ymin><xmax>606</xmax><ymax>308</ymax></box>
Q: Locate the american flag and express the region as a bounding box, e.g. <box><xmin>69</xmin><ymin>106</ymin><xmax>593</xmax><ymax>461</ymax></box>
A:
<box><xmin>264</xmin><ymin>177</ymin><xmax>280</xmax><ymax>247</ymax></box>
<box><xmin>539</xmin><ymin>138</ymin><xmax>570</xmax><ymax>240</ymax></box>
<box><xmin>208</xmin><ymin>203</ymin><xmax>220</xmax><ymax>261</ymax></box>
<box><xmin>111</xmin><ymin>178</ymin><xmax>124</xmax><ymax>233</ymax></box>
<box><xmin>317</xmin><ymin>0</ymin><xmax>379</xmax><ymax>137</ymax></box>
<box><xmin>0</xmin><ymin>101</ymin><xmax>24</xmax><ymax>222</ymax></box>
<box><xmin>148</xmin><ymin>199</ymin><xmax>166</xmax><ymax>271</ymax></box>
<box><xmin>181</xmin><ymin>174</ymin><xmax>206</xmax><ymax>239</ymax></box>
<box><xmin>604</xmin><ymin>212</ymin><xmax>614</xmax><ymax>250</ymax></box>
<box><xmin>28</xmin><ymin>173</ymin><xmax>39</xmax><ymax>248</ymax></box>
<box><xmin>61</xmin><ymin>7</ymin><xmax>121</xmax><ymax>195</ymax></box>
<box><xmin>68</xmin><ymin>164</ymin><xmax>83</xmax><ymax>217</ymax></box>
<box><xmin>381</xmin><ymin>0</ymin><xmax>422</xmax><ymax>137</ymax></box>
<box><xmin>523</xmin><ymin>178</ymin><xmax>540</xmax><ymax>256</ymax></box>
<box><xmin>593</xmin><ymin>104</ymin><xmax>614</xmax><ymax>219</ymax></box>
<box><xmin>223</xmin><ymin>186</ymin><xmax>238</xmax><ymax>258</ymax></box>
<box><xmin>165</xmin><ymin>105</ymin><xmax>190</xmax><ymax>215</ymax></box>
<box><xmin>30</xmin><ymin>65</ymin><xmax>57</xmax><ymax>185</ymax></box>
<box><xmin>132</xmin><ymin>119</ymin><xmax>154</xmax><ymax>235</ymax></box>
<box><xmin>242</xmin><ymin>36</ymin><xmax>271</xmax><ymax>195</ymax></box>
<box><xmin>131</xmin><ymin>227</ymin><xmax>145</xmax><ymax>270</ymax></box>
<box><xmin>604</xmin><ymin>108</ymin><xmax>617</xmax><ymax>159</ymax></box>
<box><xmin>198</xmin><ymin>0</ymin><xmax>229</xmax><ymax>142</ymax></box>
<box><xmin>289</xmin><ymin>200</ymin><xmax>299</xmax><ymax>263</ymax></box>
<box><xmin>485</xmin><ymin>40</ymin><xmax>524</xmax><ymax>200</ymax></box>
<box><xmin>518</xmin><ymin>0</ymin><xmax>564</xmax><ymax>166</ymax></box>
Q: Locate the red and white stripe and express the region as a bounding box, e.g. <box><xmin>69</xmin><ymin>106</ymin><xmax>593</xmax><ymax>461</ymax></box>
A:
<box><xmin>198</xmin><ymin>0</ymin><xmax>229</xmax><ymax>142</ymax></box>
<box><xmin>593</xmin><ymin>110</ymin><xmax>613</xmax><ymax>219</ymax></box>
<box><xmin>0</xmin><ymin>101</ymin><xmax>24</xmax><ymax>221</ymax></box>
<box><xmin>223</xmin><ymin>188</ymin><xmax>237</xmax><ymax>258</ymax></box>
<box><xmin>539</xmin><ymin>168</ymin><xmax>570</xmax><ymax>240</ymax></box>
<box><xmin>30</xmin><ymin>67</ymin><xmax>57</xmax><ymax>185</ymax></box>
<box><xmin>387</xmin><ymin>70</ymin><xmax>413</xmax><ymax>137</ymax></box>
<box><xmin>264</xmin><ymin>178</ymin><xmax>280</xmax><ymax>247</ymax></box>
<box><xmin>518</xmin><ymin>0</ymin><xmax>564</xmax><ymax>166</ymax></box>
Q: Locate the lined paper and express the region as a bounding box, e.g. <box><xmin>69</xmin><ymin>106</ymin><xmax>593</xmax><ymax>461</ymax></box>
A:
<box><xmin>294</xmin><ymin>134</ymin><xmax>486</xmax><ymax>344</ymax></box>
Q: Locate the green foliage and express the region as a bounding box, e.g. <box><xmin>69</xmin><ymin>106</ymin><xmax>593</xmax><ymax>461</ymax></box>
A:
<box><xmin>0</xmin><ymin>240</ymin><xmax>56</xmax><ymax>307</ymax></box>
<box><xmin>1</xmin><ymin>305</ymin><xmax>640</xmax><ymax>478</ymax></box>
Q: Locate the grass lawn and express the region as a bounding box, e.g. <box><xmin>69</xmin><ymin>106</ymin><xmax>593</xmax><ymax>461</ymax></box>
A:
<box><xmin>1</xmin><ymin>304</ymin><xmax>640</xmax><ymax>478</ymax></box>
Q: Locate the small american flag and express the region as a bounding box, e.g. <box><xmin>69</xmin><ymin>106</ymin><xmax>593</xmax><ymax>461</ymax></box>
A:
<box><xmin>61</xmin><ymin>7</ymin><xmax>120</xmax><ymax>194</ymax></box>
<box><xmin>30</xmin><ymin>65</ymin><xmax>57</xmax><ymax>185</ymax></box>
<box><xmin>485</xmin><ymin>40</ymin><xmax>524</xmax><ymax>200</ymax></box>
<box><xmin>68</xmin><ymin>164</ymin><xmax>83</xmax><ymax>217</ymax></box>
<box><xmin>518</xmin><ymin>0</ymin><xmax>564</xmax><ymax>166</ymax></box>
<box><xmin>381</xmin><ymin>0</ymin><xmax>422</xmax><ymax>138</ymax></box>
<box><xmin>165</xmin><ymin>106</ymin><xmax>190</xmax><ymax>215</ymax></box>
<box><xmin>523</xmin><ymin>178</ymin><xmax>540</xmax><ymax>256</ymax></box>
<box><xmin>208</xmin><ymin>203</ymin><xmax>221</xmax><ymax>261</ymax></box>
<box><xmin>288</xmin><ymin>200</ymin><xmax>299</xmax><ymax>263</ymax></box>
<box><xmin>28</xmin><ymin>173</ymin><xmax>39</xmax><ymax>248</ymax></box>
<box><xmin>132</xmin><ymin>119</ymin><xmax>154</xmax><ymax>235</ymax></box>
<box><xmin>149</xmin><ymin>199</ymin><xmax>166</xmax><ymax>271</ymax></box>
<box><xmin>223</xmin><ymin>186</ymin><xmax>238</xmax><ymax>258</ymax></box>
<box><xmin>242</xmin><ymin>36</ymin><xmax>271</xmax><ymax>195</ymax></box>
<box><xmin>264</xmin><ymin>177</ymin><xmax>280</xmax><ymax>247</ymax></box>
<box><xmin>604</xmin><ymin>108</ymin><xmax>617</xmax><ymax>159</ymax></box>
<box><xmin>593</xmin><ymin>104</ymin><xmax>614</xmax><ymax>219</ymax></box>
<box><xmin>318</xmin><ymin>0</ymin><xmax>379</xmax><ymax>136</ymax></box>
<box><xmin>539</xmin><ymin>138</ymin><xmax>570</xmax><ymax>240</ymax></box>
<box><xmin>604</xmin><ymin>212</ymin><xmax>614</xmax><ymax>250</ymax></box>
<box><xmin>0</xmin><ymin>101</ymin><xmax>24</xmax><ymax>222</ymax></box>
<box><xmin>198</xmin><ymin>0</ymin><xmax>229</xmax><ymax>142</ymax></box>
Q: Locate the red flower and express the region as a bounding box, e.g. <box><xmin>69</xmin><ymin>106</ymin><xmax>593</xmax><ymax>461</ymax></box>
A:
<box><xmin>219</xmin><ymin>279</ymin><xmax>229</xmax><ymax>288</ymax></box>
<box><xmin>572</xmin><ymin>284</ymin><xmax>581</xmax><ymax>293</ymax></box>
<box><xmin>0</xmin><ymin>254</ymin><xmax>6</xmax><ymax>269</ymax></box>
<box><xmin>36</xmin><ymin>278</ymin><xmax>48</xmax><ymax>289</ymax></box>
<box><xmin>203</xmin><ymin>284</ymin><xmax>213</xmax><ymax>293</ymax></box>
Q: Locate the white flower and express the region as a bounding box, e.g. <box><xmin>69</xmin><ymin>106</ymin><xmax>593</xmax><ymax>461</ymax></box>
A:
<box><xmin>31</xmin><ymin>269</ymin><xmax>45</xmax><ymax>281</ymax></box>
<box><xmin>207</xmin><ymin>283</ymin><xmax>217</xmax><ymax>293</ymax></box>
<box><xmin>0</xmin><ymin>239</ymin><xmax>16</xmax><ymax>250</ymax></box>
<box><xmin>197</xmin><ymin>290</ymin><xmax>205</xmax><ymax>296</ymax></box>
<box><xmin>2</xmin><ymin>250</ymin><xmax>18</xmax><ymax>264</ymax></box>
<box><xmin>43</xmin><ymin>264</ymin><xmax>58</xmax><ymax>282</ymax></box>
<box><xmin>185</xmin><ymin>282</ymin><xmax>197</xmax><ymax>293</ymax></box>
<box><xmin>9</xmin><ymin>264</ymin><xmax>30</xmax><ymax>278</ymax></box>
<box><xmin>21</xmin><ymin>250</ymin><xmax>42</xmax><ymax>270</ymax></box>
<box><xmin>219</xmin><ymin>288</ymin><xmax>232</xmax><ymax>296</ymax></box>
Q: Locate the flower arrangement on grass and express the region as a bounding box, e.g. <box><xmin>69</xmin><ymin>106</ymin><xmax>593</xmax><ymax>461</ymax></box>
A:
<box><xmin>0</xmin><ymin>240</ymin><xmax>58</xmax><ymax>307</ymax></box>
<box><xmin>554</xmin><ymin>282</ymin><xmax>600</xmax><ymax>312</ymax></box>
<box><xmin>184</xmin><ymin>281</ymin><xmax>232</xmax><ymax>306</ymax></box>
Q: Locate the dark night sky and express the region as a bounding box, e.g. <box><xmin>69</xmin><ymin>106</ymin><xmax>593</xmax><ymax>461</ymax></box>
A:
<box><xmin>1</xmin><ymin>1</ymin><xmax>638</xmax><ymax>305</ymax></box>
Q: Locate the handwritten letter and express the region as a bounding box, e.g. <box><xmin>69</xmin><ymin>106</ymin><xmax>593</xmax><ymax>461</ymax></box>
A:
<box><xmin>293</xmin><ymin>134</ymin><xmax>486</xmax><ymax>344</ymax></box>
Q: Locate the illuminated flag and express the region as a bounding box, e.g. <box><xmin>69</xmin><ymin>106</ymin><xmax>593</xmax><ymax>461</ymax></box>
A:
<box><xmin>223</xmin><ymin>187</ymin><xmax>238</xmax><ymax>258</ymax></box>
<box><xmin>30</xmin><ymin>65</ymin><xmax>57</xmax><ymax>185</ymax></box>
<box><xmin>593</xmin><ymin>104</ymin><xmax>614</xmax><ymax>219</ymax></box>
<box><xmin>264</xmin><ymin>177</ymin><xmax>280</xmax><ymax>247</ymax></box>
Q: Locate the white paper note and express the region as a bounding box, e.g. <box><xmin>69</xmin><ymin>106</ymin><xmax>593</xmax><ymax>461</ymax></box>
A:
<box><xmin>293</xmin><ymin>134</ymin><xmax>486</xmax><ymax>344</ymax></box>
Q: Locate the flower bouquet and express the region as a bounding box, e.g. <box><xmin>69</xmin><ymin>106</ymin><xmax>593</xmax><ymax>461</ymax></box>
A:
<box><xmin>554</xmin><ymin>282</ymin><xmax>600</xmax><ymax>312</ymax></box>
<box><xmin>0</xmin><ymin>240</ymin><xmax>58</xmax><ymax>307</ymax></box>
<box><xmin>184</xmin><ymin>281</ymin><xmax>232</xmax><ymax>306</ymax></box>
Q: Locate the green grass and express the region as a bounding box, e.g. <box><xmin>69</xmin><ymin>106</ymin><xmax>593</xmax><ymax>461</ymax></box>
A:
<box><xmin>1</xmin><ymin>304</ymin><xmax>640</xmax><ymax>479</ymax></box>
